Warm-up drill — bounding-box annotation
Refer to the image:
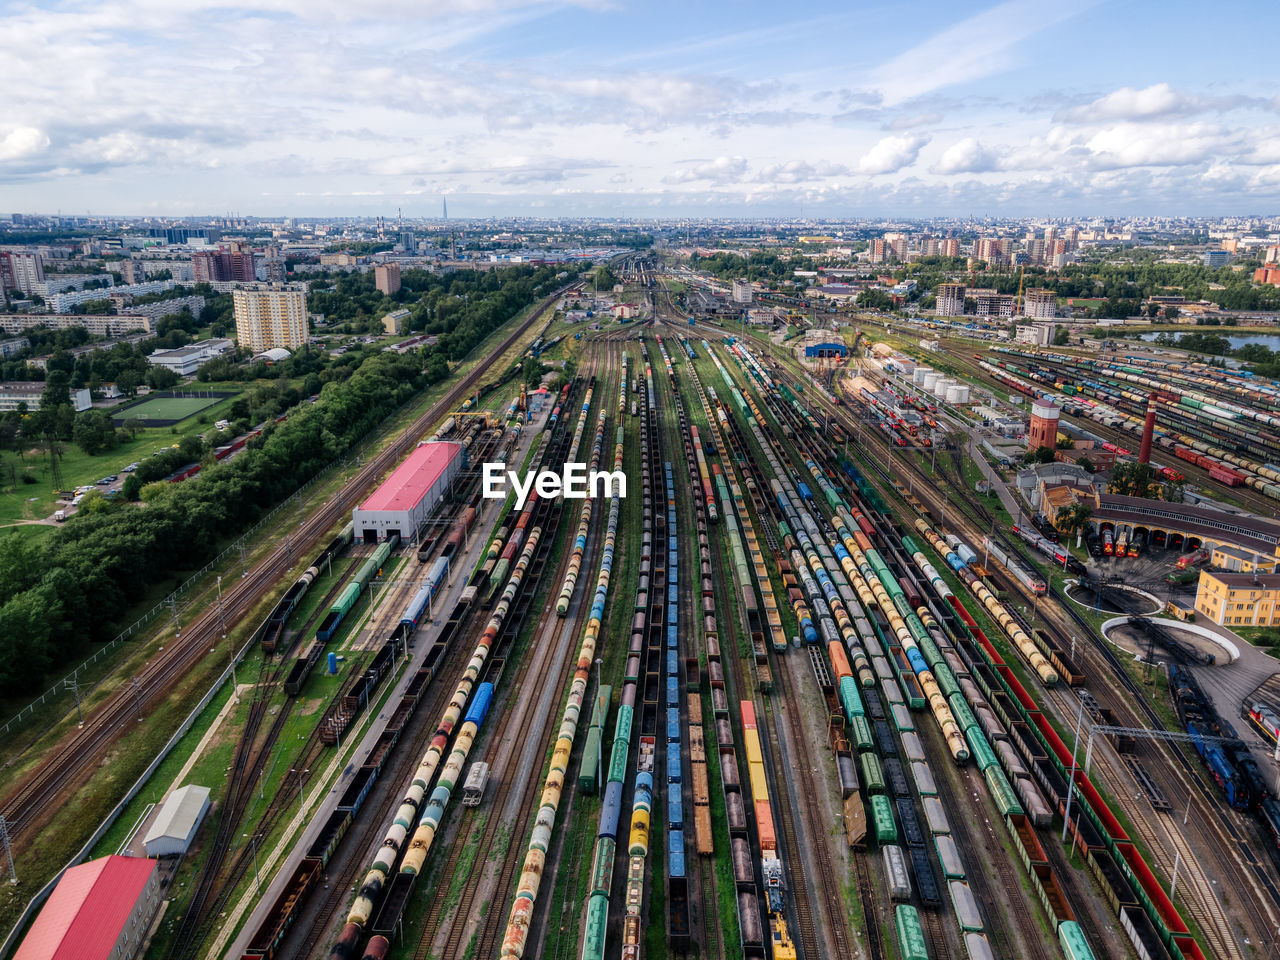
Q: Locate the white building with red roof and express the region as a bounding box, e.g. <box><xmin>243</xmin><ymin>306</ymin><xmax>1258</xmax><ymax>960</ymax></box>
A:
<box><xmin>351</xmin><ymin>440</ymin><xmax>465</xmax><ymax>543</ymax></box>
<box><xmin>15</xmin><ymin>855</ymin><xmax>160</xmax><ymax>960</ymax></box>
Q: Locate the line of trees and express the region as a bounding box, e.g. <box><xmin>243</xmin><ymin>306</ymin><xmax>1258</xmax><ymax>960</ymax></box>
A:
<box><xmin>0</xmin><ymin>263</ymin><xmax>568</xmax><ymax>694</ymax></box>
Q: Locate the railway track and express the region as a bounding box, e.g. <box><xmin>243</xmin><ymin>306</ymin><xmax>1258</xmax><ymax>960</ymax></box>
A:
<box><xmin>771</xmin><ymin>659</ymin><xmax>855</xmax><ymax>959</ymax></box>
<box><xmin>669</xmin><ymin>337</ymin><xmax>846</xmax><ymax>960</ymax></box>
<box><xmin>804</xmin><ymin>359</ymin><xmax>1274</xmax><ymax>954</ymax></box>
<box><xmin>851</xmin><ymin>855</ymin><xmax>885</xmax><ymax>960</ymax></box>
<box><xmin>414</xmin><ymin>353</ymin><xmax>605</xmax><ymax>960</ymax></box>
<box><xmin>0</xmin><ymin>282</ymin><xmax>575</xmax><ymax>857</ymax></box>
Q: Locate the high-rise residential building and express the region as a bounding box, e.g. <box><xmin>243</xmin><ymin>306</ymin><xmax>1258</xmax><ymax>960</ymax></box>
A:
<box><xmin>192</xmin><ymin>244</ymin><xmax>257</xmax><ymax>283</ymax></box>
<box><xmin>228</xmin><ymin>242</ymin><xmax>257</xmax><ymax>282</ymax></box>
<box><xmin>938</xmin><ymin>238</ymin><xmax>960</xmax><ymax>257</ymax></box>
<box><xmin>232</xmin><ymin>283</ymin><xmax>308</xmax><ymax>353</ymax></box>
<box><xmin>1265</xmin><ymin>244</ymin><xmax>1280</xmax><ymax>264</ymax></box>
<box><xmin>974</xmin><ymin>238</ymin><xmax>1001</xmax><ymax>263</ymax></box>
<box><xmin>375</xmin><ymin>262</ymin><xmax>402</xmax><ymax>296</ymax></box>
<box><xmin>0</xmin><ymin>251</ymin><xmax>45</xmax><ymax>295</ymax></box>
<box><xmin>731</xmin><ymin>280</ymin><xmax>753</xmax><ymax>304</ymax></box>
<box><xmin>935</xmin><ymin>283</ymin><xmax>966</xmax><ymax>317</ymax></box>
<box><xmin>1023</xmin><ymin>289</ymin><xmax>1057</xmax><ymax>318</ymax></box>
<box><xmin>922</xmin><ymin>238</ymin><xmax>940</xmax><ymax>257</ymax></box>
<box><xmin>972</xmin><ymin>289</ymin><xmax>1016</xmax><ymax>317</ymax></box>
<box><xmin>869</xmin><ymin>238</ymin><xmax>889</xmax><ymax>263</ymax></box>
<box><xmin>119</xmin><ymin>259</ymin><xmax>147</xmax><ymax>284</ymax></box>
<box><xmin>191</xmin><ymin>250</ymin><xmax>223</xmax><ymax>283</ymax></box>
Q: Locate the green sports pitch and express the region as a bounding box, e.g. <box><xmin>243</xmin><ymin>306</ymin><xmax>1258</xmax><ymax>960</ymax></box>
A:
<box><xmin>113</xmin><ymin>392</ymin><xmax>231</xmax><ymax>424</ymax></box>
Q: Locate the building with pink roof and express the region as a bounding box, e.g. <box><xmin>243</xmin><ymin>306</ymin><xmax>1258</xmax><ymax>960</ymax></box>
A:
<box><xmin>15</xmin><ymin>855</ymin><xmax>160</xmax><ymax>960</ymax></box>
<box><xmin>352</xmin><ymin>440</ymin><xmax>465</xmax><ymax>543</ymax></box>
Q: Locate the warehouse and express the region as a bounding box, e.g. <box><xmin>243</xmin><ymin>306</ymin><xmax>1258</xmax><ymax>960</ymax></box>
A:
<box><xmin>142</xmin><ymin>783</ymin><xmax>210</xmax><ymax>857</ymax></box>
<box><xmin>15</xmin><ymin>855</ymin><xmax>160</xmax><ymax>960</ymax></box>
<box><xmin>352</xmin><ymin>441</ymin><xmax>466</xmax><ymax>543</ymax></box>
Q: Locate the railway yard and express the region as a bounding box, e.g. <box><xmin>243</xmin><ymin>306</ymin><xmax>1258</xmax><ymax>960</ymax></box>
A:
<box><xmin>8</xmin><ymin>257</ymin><xmax>1280</xmax><ymax>960</ymax></box>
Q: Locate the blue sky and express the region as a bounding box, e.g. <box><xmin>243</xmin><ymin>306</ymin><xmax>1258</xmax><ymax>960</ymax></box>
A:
<box><xmin>1</xmin><ymin>0</ymin><xmax>1278</xmax><ymax>217</ymax></box>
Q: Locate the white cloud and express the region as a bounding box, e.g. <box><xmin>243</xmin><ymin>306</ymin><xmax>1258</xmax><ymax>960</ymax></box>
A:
<box><xmin>857</xmin><ymin>135</ymin><xmax>928</xmax><ymax>175</ymax></box>
<box><xmin>932</xmin><ymin>138</ymin><xmax>1001</xmax><ymax>174</ymax></box>
<box><xmin>865</xmin><ymin>0</ymin><xmax>1103</xmax><ymax>105</ymax></box>
<box><xmin>664</xmin><ymin>156</ymin><xmax>749</xmax><ymax>185</ymax></box>
<box><xmin>0</xmin><ymin>127</ymin><xmax>49</xmax><ymax>162</ymax></box>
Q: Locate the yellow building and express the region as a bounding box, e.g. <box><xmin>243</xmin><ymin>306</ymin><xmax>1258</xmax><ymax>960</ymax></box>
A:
<box><xmin>1194</xmin><ymin>571</ymin><xmax>1280</xmax><ymax>627</ymax></box>
<box><xmin>233</xmin><ymin>283</ymin><xmax>308</xmax><ymax>353</ymax></box>
<box><xmin>1210</xmin><ymin>544</ymin><xmax>1277</xmax><ymax>574</ymax></box>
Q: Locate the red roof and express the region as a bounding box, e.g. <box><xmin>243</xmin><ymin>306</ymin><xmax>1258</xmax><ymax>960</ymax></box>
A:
<box><xmin>16</xmin><ymin>856</ymin><xmax>156</xmax><ymax>960</ymax></box>
<box><xmin>359</xmin><ymin>442</ymin><xmax>462</xmax><ymax>512</ymax></box>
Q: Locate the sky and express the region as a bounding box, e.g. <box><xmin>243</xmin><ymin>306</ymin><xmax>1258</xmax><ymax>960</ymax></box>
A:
<box><xmin>1</xmin><ymin>0</ymin><xmax>1278</xmax><ymax>218</ymax></box>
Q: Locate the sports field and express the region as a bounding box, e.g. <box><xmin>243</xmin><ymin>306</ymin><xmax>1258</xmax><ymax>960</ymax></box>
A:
<box><xmin>114</xmin><ymin>391</ymin><xmax>231</xmax><ymax>424</ymax></box>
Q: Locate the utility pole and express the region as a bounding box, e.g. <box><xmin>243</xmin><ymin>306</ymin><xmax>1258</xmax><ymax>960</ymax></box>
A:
<box><xmin>1061</xmin><ymin>696</ymin><xmax>1084</xmax><ymax>844</ymax></box>
<box><xmin>0</xmin><ymin>816</ymin><xmax>16</xmax><ymax>883</ymax></box>
<box><xmin>64</xmin><ymin>678</ymin><xmax>83</xmax><ymax>727</ymax></box>
<box><xmin>243</xmin><ymin>832</ymin><xmax>260</xmax><ymax>891</ymax></box>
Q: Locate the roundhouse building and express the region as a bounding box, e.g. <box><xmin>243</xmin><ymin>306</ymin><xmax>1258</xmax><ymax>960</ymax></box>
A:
<box><xmin>352</xmin><ymin>441</ymin><xmax>465</xmax><ymax>543</ymax></box>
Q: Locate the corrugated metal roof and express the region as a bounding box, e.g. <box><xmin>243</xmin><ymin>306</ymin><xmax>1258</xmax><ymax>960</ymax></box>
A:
<box><xmin>15</xmin><ymin>856</ymin><xmax>156</xmax><ymax>960</ymax></box>
<box><xmin>359</xmin><ymin>442</ymin><xmax>461</xmax><ymax>512</ymax></box>
<box><xmin>143</xmin><ymin>783</ymin><xmax>210</xmax><ymax>847</ymax></box>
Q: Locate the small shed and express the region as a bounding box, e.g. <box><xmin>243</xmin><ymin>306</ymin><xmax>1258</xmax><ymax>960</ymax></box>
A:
<box><xmin>143</xmin><ymin>784</ymin><xmax>210</xmax><ymax>858</ymax></box>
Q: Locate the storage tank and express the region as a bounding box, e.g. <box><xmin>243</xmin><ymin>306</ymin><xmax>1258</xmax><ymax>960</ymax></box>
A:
<box><xmin>913</xmin><ymin>366</ymin><xmax>933</xmax><ymax>386</ymax></box>
<box><xmin>922</xmin><ymin>372</ymin><xmax>940</xmax><ymax>392</ymax></box>
<box><xmin>933</xmin><ymin>377</ymin><xmax>954</xmax><ymax>397</ymax></box>
<box><xmin>946</xmin><ymin>384</ymin><xmax>970</xmax><ymax>404</ymax></box>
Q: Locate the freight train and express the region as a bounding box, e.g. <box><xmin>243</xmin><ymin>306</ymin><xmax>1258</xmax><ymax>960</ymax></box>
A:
<box><xmin>261</xmin><ymin>522</ymin><xmax>356</xmax><ymax>654</ymax></box>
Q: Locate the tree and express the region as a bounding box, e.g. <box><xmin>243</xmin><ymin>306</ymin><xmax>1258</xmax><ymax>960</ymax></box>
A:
<box><xmin>71</xmin><ymin>409</ymin><xmax>118</xmax><ymax>455</ymax></box>
<box><xmin>1055</xmin><ymin>435</ymin><xmax>1075</xmax><ymax>450</ymax></box>
<box><xmin>146</xmin><ymin>366</ymin><xmax>179</xmax><ymax>390</ymax></box>
<box><xmin>1027</xmin><ymin>445</ymin><xmax>1057</xmax><ymax>464</ymax></box>
<box><xmin>1055</xmin><ymin>502</ymin><xmax>1093</xmax><ymax>547</ymax></box>
<box><xmin>592</xmin><ymin>265</ymin><xmax>616</xmax><ymax>291</ymax></box>
<box><xmin>42</xmin><ymin>369</ymin><xmax>72</xmax><ymax>410</ymax></box>
<box><xmin>1165</xmin><ymin>306</ymin><xmax>1180</xmax><ymax>320</ymax></box>
<box><xmin>1075</xmin><ymin>455</ymin><xmax>1095</xmax><ymax>473</ymax></box>
<box><xmin>1108</xmin><ymin>461</ymin><xmax>1157</xmax><ymax>498</ymax></box>
<box><xmin>857</xmin><ymin>289</ymin><xmax>894</xmax><ymax>311</ymax></box>
<box><xmin>1052</xmin><ymin>326</ymin><xmax>1070</xmax><ymax>346</ymax></box>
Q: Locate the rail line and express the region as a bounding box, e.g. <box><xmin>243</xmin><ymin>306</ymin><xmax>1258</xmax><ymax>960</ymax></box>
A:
<box><xmin>0</xmin><ymin>282</ymin><xmax>575</xmax><ymax>859</ymax></box>
<box><xmin>414</xmin><ymin>351</ymin><xmax>606</xmax><ymax>960</ymax></box>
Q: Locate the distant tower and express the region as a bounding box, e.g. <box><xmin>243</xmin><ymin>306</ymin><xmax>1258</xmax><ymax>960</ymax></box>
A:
<box><xmin>443</xmin><ymin>197</ymin><xmax>448</xmax><ymax>221</ymax></box>
<box><xmin>1027</xmin><ymin>399</ymin><xmax>1060</xmax><ymax>452</ymax></box>
<box><xmin>1139</xmin><ymin>394</ymin><xmax>1157</xmax><ymax>464</ymax></box>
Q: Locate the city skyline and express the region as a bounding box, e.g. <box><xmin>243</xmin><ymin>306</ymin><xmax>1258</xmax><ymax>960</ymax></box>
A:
<box><xmin>2</xmin><ymin>0</ymin><xmax>1279</xmax><ymax>217</ymax></box>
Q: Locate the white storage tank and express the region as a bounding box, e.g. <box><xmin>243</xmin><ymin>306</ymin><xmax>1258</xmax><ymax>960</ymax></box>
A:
<box><xmin>946</xmin><ymin>383</ymin><xmax>970</xmax><ymax>404</ymax></box>
<box><xmin>913</xmin><ymin>366</ymin><xmax>933</xmax><ymax>386</ymax></box>
<box><xmin>922</xmin><ymin>372</ymin><xmax>940</xmax><ymax>392</ymax></box>
<box><xmin>933</xmin><ymin>377</ymin><xmax>954</xmax><ymax>397</ymax></box>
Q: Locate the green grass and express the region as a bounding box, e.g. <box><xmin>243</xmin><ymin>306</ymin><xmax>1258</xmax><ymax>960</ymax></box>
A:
<box><xmin>113</xmin><ymin>392</ymin><xmax>230</xmax><ymax>423</ymax></box>
<box><xmin>0</xmin><ymin>391</ymin><xmax>245</xmax><ymax>528</ymax></box>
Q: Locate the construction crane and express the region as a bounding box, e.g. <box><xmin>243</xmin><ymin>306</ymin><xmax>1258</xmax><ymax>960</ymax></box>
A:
<box><xmin>1016</xmin><ymin>264</ymin><xmax>1026</xmax><ymax>317</ymax></box>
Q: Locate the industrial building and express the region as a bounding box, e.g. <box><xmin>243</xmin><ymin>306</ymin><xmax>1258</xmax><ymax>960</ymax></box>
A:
<box><xmin>1027</xmin><ymin>398</ymin><xmax>1060</xmax><ymax>451</ymax></box>
<box><xmin>803</xmin><ymin>341</ymin><xmax>847</xmax><ymax>359</ymax></box>
<box><xmin>142</xmin><ymin>783</ymin><xmax>211</xmax><ymax>857</ymax></box>
<box><xmin>14</xmin><ymin>855</ymin><xmax>160</xmax><ymax>960</ymax></box>
<box><xmin>352</xmin><ymin>441</ymin><xmax>466</xmax><ymax>543</ymax></box>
